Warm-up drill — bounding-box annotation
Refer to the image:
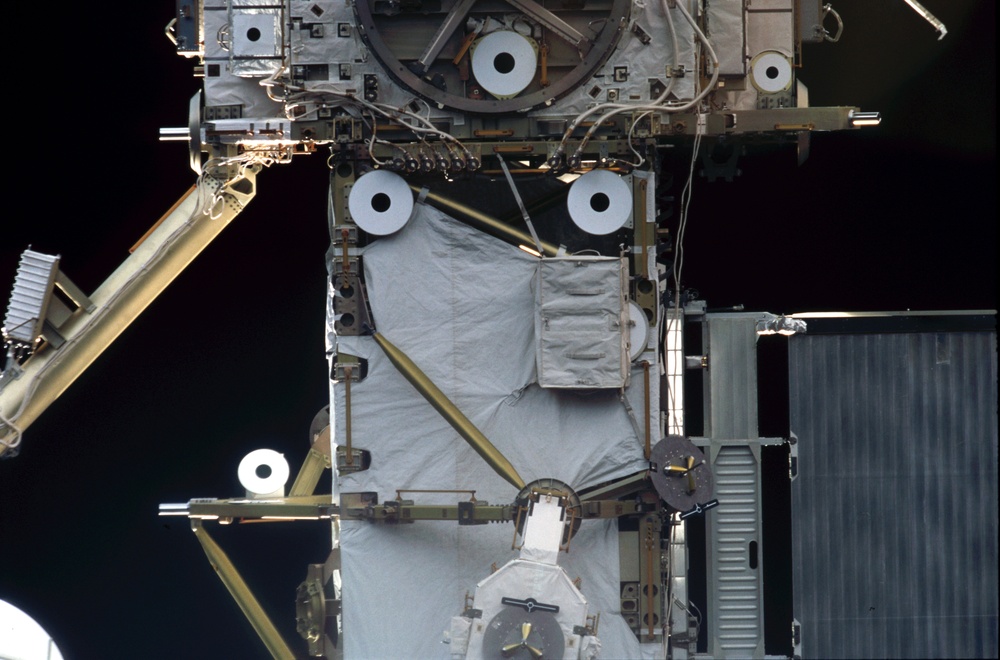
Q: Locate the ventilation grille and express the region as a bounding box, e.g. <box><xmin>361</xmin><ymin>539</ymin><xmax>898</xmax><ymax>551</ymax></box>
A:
<box><xmin>3</xmin><ymin>250</ymin><xmax>60</xmax><ymax>343</ymax></box>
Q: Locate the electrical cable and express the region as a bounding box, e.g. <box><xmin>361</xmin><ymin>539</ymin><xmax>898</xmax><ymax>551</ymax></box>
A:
<box><xmin>261</xmin><ymin>68</ymin><xmax>473</xmax><ymax>164</ymax></box>
<box><xmin>571</xmin><ymin>0</ymin><xmax>681</xmax><ymax>163</ymax></box>
<box><xmin>553</xmin><ymin>0</ymin><xmax>719</xmax><ymax>167</ymax></box>
<box><xmin>573</xmin><ymin>0</ymin><xmax>719</xmax><ymax>161</ymax></box>
<box><xmin>0</xmin><ymin>407</ymin><xmax>22</xmax><ymax>452</ymax></box>
<box><xmin>662</xmin><ymin>130</ymin><xmax>702</xmax><ymax>433</ymax></box>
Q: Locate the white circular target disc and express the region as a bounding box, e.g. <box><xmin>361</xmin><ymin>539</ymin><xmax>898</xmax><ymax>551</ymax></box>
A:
<box><xmin>750</xmin><ymin>51</ymin><xmax>793</xmax><ymax>93</ymax></box>
<box><xmin>567</xmin><ymin>169</ymin><xmax>632</xmax><ymax>235</ymax></box>
<box><xmin>471</xmin><ymin>31</ymin><xmax>537</xmax><ymax>99</ymax></box>
<box><xmin>348</xmin><ymin>170</ymin><xmax>414</xmax><ymax>235</ymax></box>
<box><xmin>238</xmin><ymin>448</ymin><xmax>290</xmax><ymax>496</ymax></box>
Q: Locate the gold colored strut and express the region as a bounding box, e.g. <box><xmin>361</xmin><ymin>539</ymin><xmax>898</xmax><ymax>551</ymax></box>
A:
<box><xmin>372</xmin><ymin>331</ymin><xmax>526</xmax><ymax>490</ymax></box>
<box><xmin>190</xmin><ymin>519</ymin><xmax>297</xmax><ymax>660</ymax></box>
<box><xmin>410</xmin><ymin>186</ymin><xmax>560</xmax><ymax>257</ymax></box>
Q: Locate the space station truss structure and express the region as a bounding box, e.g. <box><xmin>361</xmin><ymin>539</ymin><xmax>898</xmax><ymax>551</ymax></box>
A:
<box><xmin>5</xmin><ymin>1</ymin><xmax>993</xmax><ymax>659</ymax></box>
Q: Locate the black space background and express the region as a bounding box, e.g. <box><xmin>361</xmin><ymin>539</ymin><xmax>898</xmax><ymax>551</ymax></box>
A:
<box><xmin>1</xmin><ymin>2</ymin><xmax>995</xmax><ymax>659</ymax></box>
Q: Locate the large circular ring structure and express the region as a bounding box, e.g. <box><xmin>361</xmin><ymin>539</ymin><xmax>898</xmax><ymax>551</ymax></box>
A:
<box><xmin>516</xmin><ymin>477</ymin><xmax>582</xmax><ymax>543</ymax></box>
<box><xmin>354</xmin><ymin>0</ymin><xmax>631</xmax><ymax>114</ymax></box>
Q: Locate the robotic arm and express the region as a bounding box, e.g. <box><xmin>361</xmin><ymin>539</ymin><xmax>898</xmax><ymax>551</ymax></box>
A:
<box><xmin>0</xmin><ymin>168</ymin><xmax>258</xmax><ymax>457</ymax></box>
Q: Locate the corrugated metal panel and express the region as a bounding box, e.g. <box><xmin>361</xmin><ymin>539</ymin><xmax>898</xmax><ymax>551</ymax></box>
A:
<box><xmin>708</xmin><ymin>444</ymin><xmax>765</xmax><ymax>657</ymax></box>
<box><xmin>790</xmin><ymin>331</ymin><xmax>999</xmax><ymax>659</ymax></box>
<box><xmin>3</xmin><ymin>250</ymin><xmax>59</xmax><ymax>343</ymax></box>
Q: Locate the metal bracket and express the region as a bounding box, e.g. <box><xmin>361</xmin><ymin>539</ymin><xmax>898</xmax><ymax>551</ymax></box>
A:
<box><xmin>678</xmin><ymin>498</ymin><xmax>719</xmax><ymax>519</ymax></box>
<box><xmin>458</xmin><ymin>500</ymin><xmax>488</xmax><ymax>525</ymax></box>
<box><xmin>333</xmin><ymin>274</ymin><xmax>373</xmax><ymax>336</ymax></box>
<box><xmin>335</xmin><ymin>446</ymin><xmax>368</xmax><ymax>475</ymax></box>
<box><xmin>340</xmin><ymin>491</ymin><xmax>378</xmax><ymax>510</ymax></box>
<box><xmin>330</xmin><ymin>225</ymin><xmax>358</xmax><ymax>246</ymax></box>
<box><xmin>332</xmin><ymin>360</ymin><xmax>363</xmax><ymax>381</ymax></box>
<box><xmin>0</xmin><ymin>356</ymin><xmax>24</xmax><ymax>394</ymax></box>
<box><xmin>295</xmin><ymin>554</ymin><xmax>341</xmax><ymax>657</ymax></box>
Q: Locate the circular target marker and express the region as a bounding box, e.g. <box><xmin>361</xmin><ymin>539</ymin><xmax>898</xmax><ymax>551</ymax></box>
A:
<box><xmin>471</xmin><ymin>31</ymin><xmax>538</xmax><ymax>99</ymax></box>
<box><xmin>750</xmin><ymin>51</ymin><xmax>793</xmax><ymax>93</ymax></box>
<box><xmin>238</xmin><ymin>448</ymin><xmax>290</xmax><ymax>496</ymax></box>
<box><xmin>566</xmin><ymin>169</ymin><xmax>632</xmax><ymax>235</ymax></box>
<box><xmin>348</xmin><ymin>170</ymin><xmax>414</xmax><ymax>235</ymax></box>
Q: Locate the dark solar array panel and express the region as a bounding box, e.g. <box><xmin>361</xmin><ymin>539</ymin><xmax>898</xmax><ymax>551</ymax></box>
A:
<box><xmin>789</xmin><ymin>330</ymin><xmax>998</xmax><ymax>659</ymax></box>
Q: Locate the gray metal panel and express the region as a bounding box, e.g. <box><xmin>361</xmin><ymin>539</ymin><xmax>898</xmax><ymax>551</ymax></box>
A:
<box><xmin>797</xmin><ymin>0</ymin><xmax>825</xmax><ymax>43</ymax></box>
<box><xmin>790</xmin><ymin>331</ymin><xmax>999</xmax><ymax>659</ymax></box>
<box><xmin>707</xmin><ymin>443</ymin><xmax>765</xmax><ymax>658</ymax></box>
<box><xmin>705</xmin><ymin>317</ymin><xmax>759</xmax><ymax>439</ymax></box>
<box><xmin>701</xmin><ymin>313</ymin><xmax>766</xmax><ymax>658</ymax></box>
<box><xmin>706</xmin><ymin>0</ymin><xmax>746</xmax><ymax>76</ymax></box>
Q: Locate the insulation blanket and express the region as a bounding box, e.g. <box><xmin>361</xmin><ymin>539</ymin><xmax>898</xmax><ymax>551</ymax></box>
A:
<box><xmin>332</xmin><ymin>202</ymin><xmax>655</xmax><ymax>658</ymax></box>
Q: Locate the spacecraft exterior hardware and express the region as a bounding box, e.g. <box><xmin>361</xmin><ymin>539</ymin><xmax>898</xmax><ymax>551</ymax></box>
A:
<box><xmin>0</xmin><ymin>1</ymin><xmax>879</xmax><ymax>656</ymax></box>
<box><xmin>5</xmin><ymin>2</ymin><xmax>993</xmax><ymax>660</ymax></box>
